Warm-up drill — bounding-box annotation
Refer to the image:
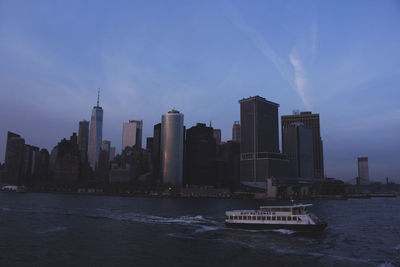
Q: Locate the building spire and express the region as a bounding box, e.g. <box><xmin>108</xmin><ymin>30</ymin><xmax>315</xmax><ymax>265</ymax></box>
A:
<box><xmin>97</xmin><ymin>88</ymin><xmax>100</xmax><ymax>107</ymax></box>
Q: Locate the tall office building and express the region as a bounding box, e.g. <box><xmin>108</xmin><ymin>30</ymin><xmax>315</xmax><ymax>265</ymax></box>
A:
<box><xmin>184</xmin><ymin>123</ymin><xmax>216</xmax><ymax>186</ymax></box>
<box><xmin>358</xmin><ymin>157</ymin><xmax>369</xmax><ymax>185</ymax></box>
<box><xmin>88</xmin><ymin>90</ymin><xmax>103</xmax><ymax>170</ymax></box>
<box><xmin>232</xmin><ymin>121</ymin><xmax>240</xmax><ymax>143</ymax></box>
<box><xmin>239</xmin><ymin>96</ymin><xmax>289</xmax><ymax>187</ymax></box>
<box><xmin>282</xmin><ymin>122</ymin><xmax>314</xmax><ymax>178</ymax></box>
<box><xmin>213</xmin><ymin>129</ymin><xmax>221</xmax><ymax>144</ymax></box>
<box><xmin>122</xmin><ymin>120</ymin><xmax>143</xmax><ymax>151</ymax></box>
<box><xmin>78</xmin><ymin>120</ymin><xmax>89</xmax><ymax>163</ymax></box>
<box><xmin>4</xmin><ymin>131</ymin><xmax>25</xmax><ymax>184</ymax></box>
<box><xmin>161</xmin><ymin>110</ymin><xmax>184</xmax><ymax>185</ymax></box>
<box><xmin>152</xmin><ymin>123</ymin><xmax>162</xmax><ymax>181</ymax></box>
<box><xmin>281</xmin><ymin>111</ymin><xmax>324</xmax><ymax>178</ymax></box>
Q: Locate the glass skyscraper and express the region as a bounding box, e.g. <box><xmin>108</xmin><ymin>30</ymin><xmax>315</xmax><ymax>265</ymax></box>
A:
<box><xmin>88</xmin><ymin>92</ymin><xmax>103</xmax><ymax>170</ymax></box>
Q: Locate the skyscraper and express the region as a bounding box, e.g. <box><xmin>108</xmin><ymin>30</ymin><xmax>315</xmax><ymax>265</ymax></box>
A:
<box><xmin>184</xmin><ymin>123</ymin><xmax>216</xmax><ymax>186</ymax></box>
<box><xmin>152</xmin><ymin>123</ymin><xmax>162</xmax><ymax>181</ymax></box>
<box><xmin>358</xmin><ymin>157</ymin><xmax>369</xmax><ymax>185</ymax></box>
<box><xmin>78</xmin><ymin>120</ymin><xmax>89</xmax><ymax>163</ymax></box>
<box><xmin>88</xmin><ymin>90</ymin><xmax>103</xmax><ymax>170</ymax></box>
<box><xmin>122</xmin><ymin>120</ymin><xmax>143</xmax><ymax>151</ymax></box>
<box><xmin>101</xmin><ymin>140</ymin><xmax>111</xmax><ymax>153</ymax></box>
<box><xmin>239</xmin><ymin>96</ymin><xmax>289</xmax><ymax>187</ymax></box>
<box><xmin>281</xmin><ymin>111</ymin><xmax>324</xmax><ymax>178</ymax></box>
<box><xmin>232</xmin><ymin>121</ymin><xmax>240</xmax><ymax>143</ymax></box>
<box><xmin>161</xmin><ymin>109</ymin><xmax>184</xmax><ymax>186</ymax></box>
<box><xmin>213</xmin><ymin>129</ymin><xmax>221</xmax><ymax>144</ymax></box>
<box><xmin>282</xmin><ymin>122</ymin><xmax>314</xmax><ymax>178</ymax></box>
<box><xmin>4</xmin><ymin>131</ymin><xmax>25</xmax><ymax>184</ymax></box>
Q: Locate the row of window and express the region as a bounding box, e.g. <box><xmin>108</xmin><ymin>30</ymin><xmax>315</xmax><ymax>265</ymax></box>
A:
<box><xmin>229</xmin><ymin>215</ymin><xmax>302</xmax><ymax>221</ymax></box>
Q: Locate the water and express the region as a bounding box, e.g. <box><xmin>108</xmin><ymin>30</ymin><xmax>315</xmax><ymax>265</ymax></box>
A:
<box><xmin>0</xmin><ymin>192</ymin><xmax>399</xmax><ymax>266</ymax></box>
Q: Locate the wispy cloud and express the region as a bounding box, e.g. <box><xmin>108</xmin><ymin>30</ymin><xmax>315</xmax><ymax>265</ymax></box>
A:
<box><xmin>227</xmin><ymin>4</ymin><xmax>314</xmax><ymax>110</ymax></box>
<box><xmin>289</xmin><ymin>50</ymin><xmax>312</xmax><ymax>110</ymax></box>
<box><xmin>227</xmin><ymin>5</ymin><xmax>294</xmax><ymax>86</ymax></box>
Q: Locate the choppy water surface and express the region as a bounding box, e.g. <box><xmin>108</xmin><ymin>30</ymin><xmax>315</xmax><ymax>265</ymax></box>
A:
<box><xmin>0</xmin><ymin>192</ymin><xmax>399</xmax><ymax>266</ymax></box>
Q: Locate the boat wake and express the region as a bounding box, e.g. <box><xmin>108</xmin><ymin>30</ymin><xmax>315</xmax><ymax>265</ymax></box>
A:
<box><xmin>93</xmin><ymin>212</ymin><xmax>221</xmax><ymax>229</ymax></box>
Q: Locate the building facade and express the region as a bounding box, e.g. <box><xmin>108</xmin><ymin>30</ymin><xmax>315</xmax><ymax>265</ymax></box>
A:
<box><xmin>282</xmin><ymin>122</ymin><xmax>314</xmax><ymax>178</ymax></box>
<box><xmin>232</xmin><ymin>121</ymin><xmax>240</xmax><ymax>143</ymax></box>
<box><xmin>88</xmin><ymin>92</ymin><xmax>103</xmax><ymax>170</ymax></box>
<box><xmin>213</xmin><ymin>129</ymin><xmax>221</xmax><ymax>144</ymax></box>
<box><xmin>184</xmin><ymin>123</ymin><xmax>216</xmax><ymax>186</ymax></box>
<box><xmin>78</xmin><ymin>120</ymin><xmax>89</xmax><ymax>163</ymax></box>
<box><xmin>161</xmin><ymin>110</ymin><xmax>184</xmax><ymax>186</ymax></box>
<box><xmin>281</xmin><ymin>111</ymin><xmax>324</xmax><ymax>179</ymax></box>
<box><xmin>239</xmin><ymin>96</ymin><xmax>289</xmax><ymax>188</ymax></box>
<box><xmin>4</xmin><ymin>132</ymin><xmax>25</xmax><ymax>184</ymax></box>
<box><xmin>357</xmin><ymin>157</ymin><xmax>369</xmax><ymax>185</ymax></box>
<box><xmin>122</xmin><ymin>120</ymin><xmax>143</xmax><ymax>151</ymax></box>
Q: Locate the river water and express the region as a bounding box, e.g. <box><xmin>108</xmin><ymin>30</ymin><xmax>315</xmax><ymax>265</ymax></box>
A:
<box><xmin>0</xmin><ymin>192</ymin><xmax>399</xmax><ymax>266</ymax></box>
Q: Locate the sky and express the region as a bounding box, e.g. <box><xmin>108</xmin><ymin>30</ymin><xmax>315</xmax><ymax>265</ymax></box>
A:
<box><xmin>0</xmin><ymin>0</ymin><xmax>399</xmax><ymax>182</ymax></box>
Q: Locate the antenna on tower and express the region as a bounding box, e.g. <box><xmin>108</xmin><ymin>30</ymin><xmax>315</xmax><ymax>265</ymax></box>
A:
<box><xmin>97</xmin><ymin>88</ymin><xmax>100</xmax><ymax>107</ymax></box>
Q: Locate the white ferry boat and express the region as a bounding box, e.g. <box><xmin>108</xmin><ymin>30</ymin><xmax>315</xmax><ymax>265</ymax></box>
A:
<box><xmin>225</xmin><ymin>204</ymin><xmax>327</xmax><ymax>231</ymax></box>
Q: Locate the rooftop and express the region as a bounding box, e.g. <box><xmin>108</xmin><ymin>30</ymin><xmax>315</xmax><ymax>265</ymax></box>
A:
<box><xmin>238</xmin><ymin>95</ymin><xmax>280</xmax><ymax>107</ymax></box>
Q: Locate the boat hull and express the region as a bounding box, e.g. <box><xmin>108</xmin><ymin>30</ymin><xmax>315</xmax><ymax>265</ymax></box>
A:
<box><xmin>225</xmin><ymin>222</ymin><xmax>327</xmax><ymax>232</ymax></box>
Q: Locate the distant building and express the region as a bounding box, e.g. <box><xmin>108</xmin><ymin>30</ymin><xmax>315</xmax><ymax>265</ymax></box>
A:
<box><xmin>53</xmin><ymin>133</ymin><xmax>80</xmax><ymax>183</ymax></box>
<box><xmin>152</xmin><ymin>123</ymin><xmax>162</xmax><ymax>182</ymax></box>
<box><xmin>122</xmin><ymin>120</ymin><xmax>143</xmax><ymax>150</ymax></box>
<box><xmin>213</xmin><ymin>129</ymin><xmax>221</xmax><ymax>144</ymax></box>
<box><xmin>216</xmin><ymin>141</ymin><xmax>240</xmax><ymax>190</ymax></box>
<box><xmin>281</xmin><ymin>111</ymin><xmax>324</xmax><ymax>178</ymax></box>
<box><xmin>161</xmin><ymin>109</ymin><xmax>184</xmax><ymax>186</ymax></box>
<box><xmin>88</xmin><ymin>90</ymin><xmax>103</xmax><ymax>170</ymax></box>
<box><xmin>239</xmin><ymin>96</ymin><xmax>289</xmax><ymax>188</ymax></box>
<box><xmin>3</xmin><ymin>131</ymin><xmax>25</xmax><ymax>184</ymax></box>
<box><xmin>101</xmin><ymin>140</ymin><xmax>111</xmax><ymax>153</ymax></box>
<box><xmin>184</xmin><ymin>123</ymin><xmax>216</xmax><ymax>186</ymax></box>
<box><xmin>98</xmin><ymin>149</ymin><xmax>110</xmax><ymax>184</ymax></box>
<box><xmin>38</xmin><ymin>149</ymin><xmax>50</xmax><ymax>182</ymax></box>
<box><xmin>78</xmin><ymin>120</ymin><xmax>89</xmax><ymax>163</ymax></box>
<box><xmin>22</xmin><ymin>144</ymin><xmax>39</xmax><ymax>184</ymax></box>
<box><xmin>109</xmin><ymin>147</ymin><xmax>116</xmax><ymax>161</ymax></box>
<box><xmin>146</xmin><ymin>137</ymin><xmax>154</xmax><ymax>152</ymax></box>
<box><xmin>232</xmin><ymin>121</ymin><xmax>240</xmax><ymax>143</ymax></box>
<box><xmin>358</xmin><ymin>157</ymin><xmax>369</xmax><ymax>185</ymax></box>
<box><xmin>282</xmin><ymin>123</ymin><xmax>314</xmax><ymax>178</ymax></box>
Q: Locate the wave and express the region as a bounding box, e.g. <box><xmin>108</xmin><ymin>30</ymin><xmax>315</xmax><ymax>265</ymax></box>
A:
<box><xmin>38</xmin><ymin>226</ymin><xmax>68</xmax><ymax>234</ymax></box>
<box><xmin>0</xmin><ymin>207</ymin><xmax>10</xmax><ymax>211</ymax></box>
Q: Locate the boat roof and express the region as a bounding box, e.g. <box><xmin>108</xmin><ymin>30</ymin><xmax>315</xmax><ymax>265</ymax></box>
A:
<box><xmin>260</xmin><ymin>204</ymin><xmax>313</xmax><ymax>209</ymax></box>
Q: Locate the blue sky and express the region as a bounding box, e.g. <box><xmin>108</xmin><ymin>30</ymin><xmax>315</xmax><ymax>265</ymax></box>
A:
<box><xmin>0</xmin><ymin>0</ymin><xmax>399</xmax><ymax>182</ymax></box>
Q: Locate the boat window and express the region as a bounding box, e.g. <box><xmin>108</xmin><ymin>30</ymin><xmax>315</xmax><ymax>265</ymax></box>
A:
<box><xmin>288</xmin><ymin>216</ymin><xmax>292</xmax><ymax>221</ymax></box>
<box><xmin>239</xmin><ymin>216</ymin><xmax>243</xmax><ymax>220</ymax></box>
<box><xmin>261</xmin><ymin>216</ymin><xmax>265</xmax><ymax>220</ymax></box>
<box><xmin>277</xmin><ymin>216</ymin><xmax>281</xmax><ymax>220</ymax></box>
<box><xmin>257</xmin><ymin>216</ymin><xmax>261</xmax><ymax>220</ymax></box>
<box><xmin>252</xmin><ymin>216</ymin><xmax>256</xmax><ymax>220</ymax></box>
<box><xmin>272</xmin><ymin>216</ymin><xmax>276</xmax><ymax>221</ymax></box>
<box><xmin>282</xmin><ymin>216</ymin><xmax>286</xmax><ymax>221</ymax></box>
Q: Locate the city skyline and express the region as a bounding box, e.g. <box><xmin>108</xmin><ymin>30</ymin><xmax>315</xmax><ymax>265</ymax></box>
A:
<box><xmin>0</xmin><ymin>1</ymin><xmax>399</xmax><ymax>182</ymax></box>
